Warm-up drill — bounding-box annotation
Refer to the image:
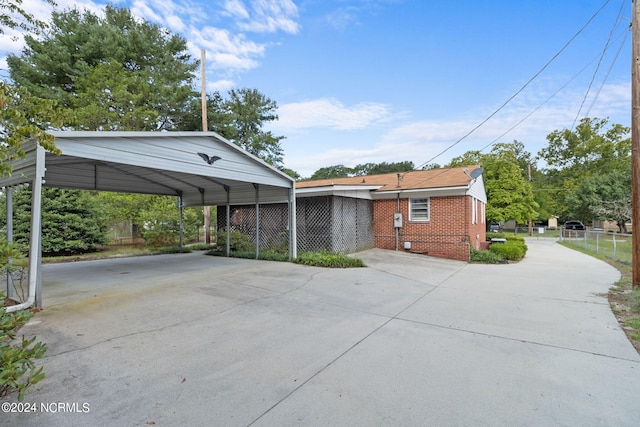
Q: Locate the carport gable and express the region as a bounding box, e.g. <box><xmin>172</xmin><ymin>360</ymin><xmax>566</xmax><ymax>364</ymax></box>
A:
<box><xmin>39</xmin><ymin>131</ymin><xmax>294</xmax><ymax>206</ymax></box>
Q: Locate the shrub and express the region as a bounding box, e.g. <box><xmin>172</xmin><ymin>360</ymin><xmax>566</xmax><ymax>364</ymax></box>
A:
<box><xmin>489</xmin><ymin>240</ymin><xmax>528</xmax><ymax>261</ymax></box>
<box><xmin>8</xmin><ymin>187</ymin><xmax>107</xmax><ymax>255</ymax></box>
<box><xmin>294</xmin><ymin>251</ymin><xmax>365</xmax><ymax>268</ymax></box>
<box><xmin>214</xmin><ymin>230</ymin><xmax>254</xmax><ymax>252</ymax></box>
<box><xmin>0</xmin><ymin>300</ymin><xmax>47</xmax><ymax>402</ymax></box>
<box><xmin>187</xmin><ymin>243</ymin><xmax>215</xmax><ymax>251</ymax></box>
<box><xmin>470</xmin><ymin>249</ymin><xmax>503</xmax><ymax>264</ymax></box>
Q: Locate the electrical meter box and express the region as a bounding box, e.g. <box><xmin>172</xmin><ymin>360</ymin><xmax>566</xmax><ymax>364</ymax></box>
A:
<box><xmin>393</xmin><ymin>213</ymin><xmax>403</xmax><ymax>228</ymax></box>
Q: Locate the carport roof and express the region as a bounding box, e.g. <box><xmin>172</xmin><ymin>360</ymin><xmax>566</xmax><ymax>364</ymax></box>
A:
<box><xmin>0</xmin><ymin>131</ymin><xmax>295</xmax><ymax>206</ymax></box>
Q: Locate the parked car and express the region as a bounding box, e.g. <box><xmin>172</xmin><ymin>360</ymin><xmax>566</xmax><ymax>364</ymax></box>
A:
<box><xmin>563</xmin><ymin>220</ymin><xmax>585</xmax><ymax>230</ymax></box>
<box><xmin>489</xmin><ymin>223</ymin><xmax>502</xmax><ymax>232</ymax></box>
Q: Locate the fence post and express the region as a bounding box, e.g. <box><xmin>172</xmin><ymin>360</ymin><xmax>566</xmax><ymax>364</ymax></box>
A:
<box><xmin>613</xmin><ymin>233</ymin><xmax>617</xmax><ymax>260</ymax></box>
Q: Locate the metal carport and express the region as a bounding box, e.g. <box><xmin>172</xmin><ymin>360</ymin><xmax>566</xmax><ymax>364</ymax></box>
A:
<box><xmin>0</xmin><ymin>131</ymin><xmax>297</xmax><ymax>312</ymax></box>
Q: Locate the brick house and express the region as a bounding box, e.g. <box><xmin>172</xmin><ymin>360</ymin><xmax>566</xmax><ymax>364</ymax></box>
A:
<box><xmin>218</xmin><ymin>165</ymin><xmax>486</xmax><ymax>262</ymax></box>
<box><xmin>295</xmin><ymin>165</ymin><xmax>487</xmax><ymax>261</ymax></box>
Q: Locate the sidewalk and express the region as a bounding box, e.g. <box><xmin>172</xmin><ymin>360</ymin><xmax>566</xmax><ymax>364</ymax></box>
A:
<box><xmin>2</xmin><ymin>240</ymin><xmax>639</xmax><ymax>426</ymax></box>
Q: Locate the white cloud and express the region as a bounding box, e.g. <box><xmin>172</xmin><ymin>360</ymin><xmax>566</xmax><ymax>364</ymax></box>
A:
<box><xmin>275</xmin><ymin>98</ymin><xmax>396</xmax><ymax>132</ymax></box>
<box><xmin>236</xmin><ymin>0</ymin><xmax>300</xmax><ymax>34</ymax></box>
<box><xmin>223</xmin><ymin>0</ymin><xmax>250</xmax><ymax>20</ymax></box>
<box><xmin>1</xmin><ymin>0</ymin><xmax>300</xmax><ymax>86</ymax></box>
<box><xmin>208</xmin><ymin>79</ymin><xmax>236</xmax><ymax>92</ymax></box>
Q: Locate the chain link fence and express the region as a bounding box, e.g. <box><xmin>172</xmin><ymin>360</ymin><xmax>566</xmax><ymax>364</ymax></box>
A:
<box><xmin>560</xmin><ymin>229</ymin><xmax>632</xmax><ymax>264</ymax></box>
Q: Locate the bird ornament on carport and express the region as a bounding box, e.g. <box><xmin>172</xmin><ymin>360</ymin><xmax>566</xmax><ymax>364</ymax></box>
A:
<box><xmin>197</xmin><ymin>152</ymin><xmax>221</xmax><ymax>165</ymax></box>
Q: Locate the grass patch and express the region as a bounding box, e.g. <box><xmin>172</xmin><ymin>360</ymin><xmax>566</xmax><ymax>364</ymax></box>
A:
<box><xmin>41</xmin><ymin>244</ymin><xmax>200</xmax><ymax>263</ymax></box>
<box><xmin>625</xmin><ymin>318</ymin><xmax>640</xmax><ymax>340</ymax></box>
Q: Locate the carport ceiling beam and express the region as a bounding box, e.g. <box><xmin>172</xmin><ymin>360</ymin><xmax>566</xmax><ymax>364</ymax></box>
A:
<box><xmin>96</xmin><ymin>162</ymin><xmax>181</xmax><ymax>195</ymax></box>
<box><xmin>145</xmin><ymin>169</ymin><xmax>204</xmax><ymax>192</ymax></box>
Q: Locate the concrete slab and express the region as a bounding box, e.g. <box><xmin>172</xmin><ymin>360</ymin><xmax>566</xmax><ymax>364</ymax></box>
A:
<box><xmin>2</xmin><ymin>241</ymin><xmax>640</xmax><ymax>426</ymax></box>
<box><xmin>253</xmin><ymin>320</ymin><xmax>640</xmax><ymax>427</ymax></box>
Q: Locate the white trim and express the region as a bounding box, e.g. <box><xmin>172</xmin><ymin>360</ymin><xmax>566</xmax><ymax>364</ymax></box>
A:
<box><xmin>409</xmin><ymin>197</ymin><xmax>430</xmax><ymax>222</ymax></box>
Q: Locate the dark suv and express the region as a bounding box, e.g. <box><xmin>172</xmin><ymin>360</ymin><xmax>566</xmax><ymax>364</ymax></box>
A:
<box><xmin>563</xmin><ymin>220</ymin><xmax>585</xmax><ymax>230</ymax></box>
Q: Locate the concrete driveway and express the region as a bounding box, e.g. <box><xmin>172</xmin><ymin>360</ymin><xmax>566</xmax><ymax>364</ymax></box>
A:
<box><xmin>2</xmin><ymin>239</ymin><xmax>639</xmax><ymax>426</ymax></box>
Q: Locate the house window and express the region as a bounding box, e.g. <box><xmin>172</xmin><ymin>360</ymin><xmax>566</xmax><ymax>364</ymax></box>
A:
<box><xmin>409</xmin><ymin>198</ymin><xmax>430</xmax><ymax>221</ymax></box>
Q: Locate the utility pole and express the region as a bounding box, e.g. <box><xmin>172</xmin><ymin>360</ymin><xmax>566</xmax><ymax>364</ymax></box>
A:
<box><xmin>632</xmin><ymin>0</ymin><xmax>640</xmax><ymax>287</ymax></box>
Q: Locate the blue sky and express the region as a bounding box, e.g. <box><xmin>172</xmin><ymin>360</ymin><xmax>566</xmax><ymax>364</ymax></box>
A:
<box><xmin>2</xmin><ymin>0</ymin><xmax>632</xmax><ymax>177</ymax></box>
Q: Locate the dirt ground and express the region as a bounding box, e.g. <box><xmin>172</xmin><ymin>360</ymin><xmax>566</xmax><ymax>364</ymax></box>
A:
<box><xmin>607</xmin><ymin>260</ymin><xmax>640</xmax><ymax>355</ymax></box>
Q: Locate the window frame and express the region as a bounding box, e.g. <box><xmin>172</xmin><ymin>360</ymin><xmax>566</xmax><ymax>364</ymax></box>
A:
<box><xmin>409</xmin><ymin>197</ymin><xmax>430</xmax><ymax>222</ymax></box>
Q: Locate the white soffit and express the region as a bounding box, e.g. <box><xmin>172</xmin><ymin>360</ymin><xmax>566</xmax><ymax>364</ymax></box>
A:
<box><xmin>0</xmin><ymin>131</ymin><xmax>295</xmax><ymax>206</ymax></box>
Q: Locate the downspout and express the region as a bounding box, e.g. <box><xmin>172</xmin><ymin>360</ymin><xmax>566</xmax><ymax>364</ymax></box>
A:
<box><xmin>6</xmin><ymin>147</ymin><xmax>45</xmax><ymax>313</ymax></box>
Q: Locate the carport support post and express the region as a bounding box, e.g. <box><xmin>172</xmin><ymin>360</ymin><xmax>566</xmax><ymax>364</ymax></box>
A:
<box><xmin>225</xmin><ymin>185</ymin><xmax>230</xmax><ymax>256</ymax></box>
<box><xmin>288</xmin><ymin>185</ymin><xmax>297</xmax><ymax>259</ymax></box>
<box><xmin>178</xmin><ymin>194</ymin><xmax>184</xmax><ymax>249</ymax></box>
<box><xmin>254</xmin><ymin>184</ymin><xmax>260</xmax><ymax>259</ymax></box>
<box><xmin>5</xmin><ymin>186</ymin><xmax>13</xmax><ymax>299</ymax></box>
<box><xmin>30</xmin><ymin>175</ymin><xmax>43</xmax><ymax>308</ymax></box>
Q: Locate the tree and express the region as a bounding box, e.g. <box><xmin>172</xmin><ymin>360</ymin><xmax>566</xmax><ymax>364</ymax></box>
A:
<box><xmin>7</xmin><ymin>6</ymin><xmax>198</xmax><ymax>131</ymax></box>
<box><xmin>306</xmin><ymin>161</ymin><xmax>417</xmax><ymax>181</ymax></box>
<box><xmin>448</xmin><ymin>142</ymin><xmax>538</xmax><ymax>225</ymax></box>
<box><xmin>1</xmin><ymin>1</ymin><xmax>64</xmax><ymax>175</ymax></box>
<box><xmin>568</xmin><ymin>170</ymin><xmax>631</xmax><ymax>233</ymax></box>
<box><xmin>96</xmin><ymin>193</ymin><xmax>204</xmax><ymax>245</ymax></box>
<box><xmin>352</xmin><ymin>161</ymin><xmax>415</xmax><ymax>176</ymax></box>
<box><xmin>308</xmin><ymin>165</ymin><xmax>354</xmax><ymax>180</ymax></box>
<box><xmin>0</xmin><ymin>83</ymin><xmax>64</xmax><ymax>176</ymax></box>
<box><xmin>223</xmin><ymin>88</ymin><xmax>285</xmax><ymax>167</ymax></box>
<box><xmin>3</xmin><ymin>188</ymin><xmax>107</xmax><ymax>255</ymax></box>
<box><xmin>73</xmin><ymin>60</ymin><xmax>159</xmax><ymax>131</ymax></box>
<box><xmin>539</xmin><ymin>117</ymin><xmax>630</xmax><ymax>174</ymax></box>
<box><xmin>537</xmin><ymin>117</ymin><xmax>630</xmax><ymax>221</ymax></box>
<box><xmin>0</xmin><ymin>0</ymin><xmax>55</xmax><ymax>35</ymax></box>
<box><xmin>180</xmin><ymin>88</ymin><xmax>285</xmax><ymax>167</ymax></box>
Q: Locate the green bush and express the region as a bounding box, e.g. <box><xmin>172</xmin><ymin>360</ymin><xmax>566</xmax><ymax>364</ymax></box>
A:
<box><xmin>0</xmin><ymin>301</ymin><xmax>47</xmax><ymax>402</ymax></box>
<box><xmin>7</xmin><ymin>187</ymin><xmax>107</xmax><ymax>255</ymax></box>
<box><xmin>207</xmin><ymin>249</ymin><xmax>290</xmax><ymax>262</ymax></box>
<box><xmin>152</xmin><ymin>246</ymin><xmax>192</xmax><ymax>255</ymax></box>
<box><xmin>470</xmin><ymin>249</ymin><xmax>503</xmax><ymax>264</ymax></box>
<box><xmin>294</xmin><ymin>251</ymin><xmax>365</xmax><ymax>268</ymax></box>
<box><xmin>214</xmin><ymin>230</ymin><xmax>254</xmax><ymax>252</ymax></box>
<box><xmin>489</xmin><ymin>240</ymin><xmax>528</xmax><ymax>261</ymax></box>
<box><xmin>187</xmin><ymin>243</ymin><xmax>215</xmax><ymax>251</ymax></box>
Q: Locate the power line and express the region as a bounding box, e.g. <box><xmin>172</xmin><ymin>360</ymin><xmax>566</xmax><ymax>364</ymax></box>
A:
<box><xmin>415</xmin><ymin>0</ymin><xmax>612</xmax><ymax>170</ymax></box>
<box><xmin>571</xmin><ymin>0</ymin><xmax>626</xmax><ymax>129</ymax></box>
<box><xmin>585</xmin><ymin>20</ymin><xmax>630</xmax><ymax>117</ymax></box>
<box><xmin>478</xmin><ymin>29</ymin><xmax>629</xmax><ymax>155</ymax></box>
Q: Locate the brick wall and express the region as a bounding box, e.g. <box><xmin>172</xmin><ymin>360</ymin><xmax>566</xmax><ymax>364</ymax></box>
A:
<box><xmin>373</xmin><ymin>195</ymin><xmax>484</xmax><ymax>261</ymax></box>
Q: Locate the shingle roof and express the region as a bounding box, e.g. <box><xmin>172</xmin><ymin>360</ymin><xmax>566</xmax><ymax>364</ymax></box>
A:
<box><xmin>296</xmin><ymin>165</ymin><xmax>479</xmax><ymax>192</ymax></box>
